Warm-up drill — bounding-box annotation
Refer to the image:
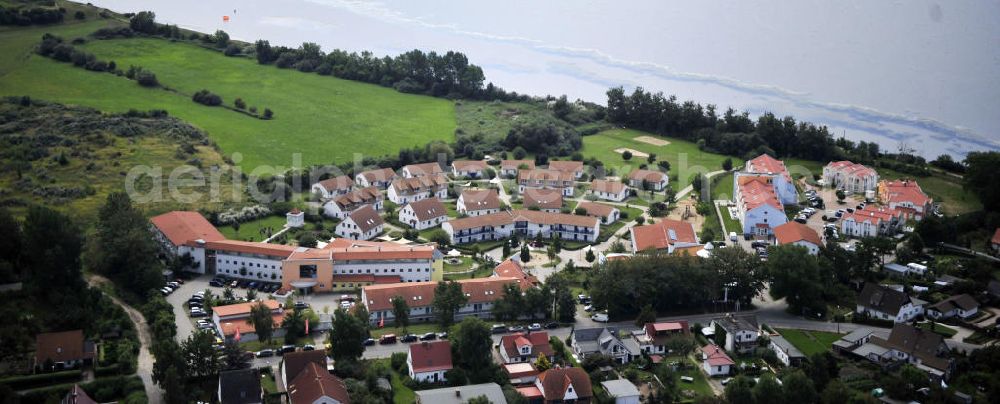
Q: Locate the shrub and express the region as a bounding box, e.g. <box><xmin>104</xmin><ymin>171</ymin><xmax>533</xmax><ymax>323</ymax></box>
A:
<box><xmin>390</xmin><ymin>352</ymin><xmax>408</xmax><ymax>372</ymax></box>
<box><xmin>74</xmin><ymin>11</ymin><xmax>85</xmax><ymax>20</ymax></box>
<box><xmin>234</xmin><ymin>98</ymin><xmax>246</xmax><ymax>110</ymax></box>
<box><xmin>262</xmin><ymin>108</ymin><xmax>274</xmax><ymax>119</ymax></box>
<box><xmin>0</xmin><ymin>370</ymin><xmax>82</xmax><ymax>390</ymax></box>
<box><xmin>192</xmin><ymin>89</ymin><xmax>222</xmax><ymax>106</ymax></box>
<box><xmin>135</xmin><ymin>70</ymin><xmax>158</xmax><ymax>87</ymax></box>
<box><xmin>223</xmin><ymin>43</ymin><xmax>241</xmax><ymax>56</ymax></box>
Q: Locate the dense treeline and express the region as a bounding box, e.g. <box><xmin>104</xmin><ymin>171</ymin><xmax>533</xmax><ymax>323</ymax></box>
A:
<box><xmin>0</xmin><ymin>2</ymin><xmax>64</xmax><ymax>26</ymax></box>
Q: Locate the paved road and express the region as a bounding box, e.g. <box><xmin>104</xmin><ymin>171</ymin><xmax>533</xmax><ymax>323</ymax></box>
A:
<box><xmin>86</xmin><ymin>275</ymin><xmax>164</xmax><ymax>404</ymax></box>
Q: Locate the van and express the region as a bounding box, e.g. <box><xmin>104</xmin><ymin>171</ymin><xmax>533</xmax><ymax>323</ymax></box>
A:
<box><xmin>379</xmin><ymin>334</ymin><xmax>397</xmax><ymax>344</ymax></box>
<box><xmin>591</xmin><ymin>312</ymin><xmax>609</xmax><ymax>322</ymax></box>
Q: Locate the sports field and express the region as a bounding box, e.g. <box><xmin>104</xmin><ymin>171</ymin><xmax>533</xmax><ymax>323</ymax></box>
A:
<box><xmin>0</xmin><ymin>21</ymin><xmax>455</xmax><ymax>169</ymax></box>
<box><xmin>581</xmin><ymin>129</ymin><xmax>741</xmax><ymax>190</ymax></box>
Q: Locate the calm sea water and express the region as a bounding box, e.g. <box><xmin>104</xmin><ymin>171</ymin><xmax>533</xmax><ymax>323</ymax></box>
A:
<box><xmin>91</xmin><ymin>0</ymin><xmax>1000</xmax><ymax>158</ymax></box>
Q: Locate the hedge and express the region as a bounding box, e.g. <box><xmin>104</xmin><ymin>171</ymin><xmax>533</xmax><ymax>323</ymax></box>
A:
<box><xmin>18</xmin><ymin>375</ymin><xmax>145</xmax><ymax>403</ymax></box>
<box><xmin>0</xmin><ymin>370</ymin><xmax>81</xmax><ymax>390</ymax></box>
<box><xmin>94</xmin><ymin>364</ymin><xmax>121</xmax><ymax>377</ymax></box>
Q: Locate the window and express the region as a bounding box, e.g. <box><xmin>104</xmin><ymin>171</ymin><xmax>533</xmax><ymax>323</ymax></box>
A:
<box><xmin>299</xmin><ymin>265</ymin><xmax>318</xmax><ymax>279</ymax></box>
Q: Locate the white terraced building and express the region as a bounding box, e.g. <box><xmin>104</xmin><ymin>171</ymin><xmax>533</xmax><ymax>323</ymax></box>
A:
<box><xmin>824</xmin><ymin>160</ymin><xmax>879</xmax><ymax>194</ymax></box>
<box><xmin>387</xmin><ymin>175</ymin><xmax>448</xmax><ymax>205</ymax></box>
<box><xmin>442</xmin><ymin>209</ymin><xmax>600</xmax><ymax>244</ymax></box>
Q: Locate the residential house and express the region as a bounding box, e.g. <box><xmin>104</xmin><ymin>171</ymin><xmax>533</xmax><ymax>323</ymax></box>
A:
<box><xmin>548</xmin><ymin>160</ymin><xmax>585</xmax><ymax>179</ymax></box>
<box><xmin>601</xmin><ymin>379</ymin><xmax>641</xmax><ymax>404</ymax></box>
<box><xmin>361</xmin><ymin>277</ymin><xmax>520</xmax><ymax>326</ymax></box>
<box><xmin>354</xmin><ymin>167</ymin><xmax>397</xmax><ymax>189</ymax></box>
<box><xmin>280</xmin><ymin>350</ymin><xmax>330</xmax><ymax>390</ymax></box>
<box><xmin>518</xmin><ymin>169</ymin><xmax>575</xmax><ymax>196</ymax></box>
<box><xmin>878</xmin><ymin>179</ymin><xmax>933</xmax><ymax>220</ymax></box>
<box><xmin>499</xmin><ymin>332</ymin><xmax>555</xmax><ymax>364</ymax></box>
<box><xmin>408</xmin><ymin>341</ymin><xmax>452</xmax><ymax>383</ymax></box>
<box><xmin>522</xmin><ymin>188</ymin><xmax>563</xmax><ymax>213</ymax></box>
<box><xmin>576</xmin><ymin>201</ymin><xmax>620</xmax><ymax>224</ymax></box>
<box><xmin>212</xmin><ymin>300</ymin><xmax>286</xmax><ymax>342</ymax></box>
<box><xmin>701</xmin><ymin>344</ymin><xmax>734</xmax><ymax>377</ymax></box>
<box><xmin>218</xmin><ymin>369</ymin><xmax>263</xmax><ymax>404</ymax></box>
<box><xmin>769</xmin><ymin>335</ymin><xmax>806</xmax><ymax>367</ymax></box>
<box><xmin>34</xmin><ymin>330</ymin><xmax>95</xmax><ymax>370</ymax></box>
<box><xmin>399</xmin><ymin>198</ymin><xmax>448</xmax><ymax>230</ymax></box>
<box><xmin>149</xmin><ymin>211</ymin><xmax>227</xmax><ymax>273</ymax></box>
<box><xmin>710</xmin><ymin>314</ymin><xmax>760</xmax><ymax>354</ymax></box>
<box><xmin>322</xmin><ymin>187</ymin><xmax>383</xmax><ymax>219</ymax></box>
<box><xmin>387</xmin><ymin>175</ymin><xmax>448</xmax><ymax>205</ymax></box>
<box><xmin>634</xmin><ymin>321</ymin><xmax>690</xmax><ymax>355</ymax></box>
<box><xmin>401</xmin><ymin>162</ymin><xmax>444</xmax><ymax>178</ymax></box>
<box><xmin>62</xmin><ymin>384</ymin><xmax>97</xmax><ymax>404</ymax></box>
<box><xmin>856</xmin><ymin>283</ymin><xmax>925</xmax><ymax>323</ymax></box>
<box><xmin>627</xmin><ymin>169</ymin><xmax>669</xmax><ymax>192</ymax></box>
<box><xmin>457</xmin><ymin>189</ymin><xmax>501</xmax><ymax>217</ymax></box>
<box><xmin>927</xmin><ymin>294</ymin><xmax>979</xmax><ymax>320</ymax></box>
<box><xmin>493</xmin><ymin>259</ymin><xmax>539</xmax><ymax>290</ymax></box>
<box><xmin>841</xmin><ymin>206</ymin><xmax>903</xmax><ymax>238</ymax></box>
<box><xmin>992</xmin><ymin>228</ymin><xmax>1000</xmax><ymax>255</ymax></box>
<box><xmin>311</xmin><ymin>175</ymin><xmax>355</xmax><ymax>199</ymax></box>
<box><xmin>500</xmin><ymin>160</ymin><xmax>534</xmax><ymax>177</ymax></box>
<box><xmin>860</xmin><ymin>324</ymin><xmax>952</xmax><ymax>379</ymax></box>
<box><xmin>287</xmin><ymin>362</ymin><xmax>351</xmax><ymax>404</ymax></box>
<box><xmin>533</xmin><ymin>367</ymin><xmax>592</xmax><ymax>403</ymax></box>
<box><xmin>733</xmin><ymin>174</ymin><xmax>787</xmax><ymax>237</ymax></box>
<box><xmin>442</xmin><ymin>209</ymin><xmax>600</xmax><ymax>245</ymax></box>
<box><xmin>590</xmin><ymin>179</ymin><xmax>629</xmax><ymax>202</ymax></box>
<box><xmin>745</xmin><ymin>154</ymin><xmax>798</xmax><ymax>204</ymax></box>
<box><xmin>629</xmin><ymin>219</ymin><xmax>701</xmax><ymax>254</ymax></box>
<box><xmin>415</xmin><ymin>383</ymin><xmax>508</xmax><ymax>404</ymax></box>
<box><xmin>824</xmin><ymin>161</ymin><xmax>879</xmax><ymax>194</ymax></box>
<box><xmin>570</xmin><ymin>326</ymin><xmax>640</xmax><ymax>364</ymax></box>
<box><xmin>773</xmin><ymin>222</ymin><xmax>823</xmax><ymax>254</ymax></box>
<box><xmin>832</xmin><ymin>327</ymin><xmax>886</xmax><ymax>354</ymax></box>
<box><xmin>335</xmin><ymin>205</ymin><xmax>384</xmax><ymax>241</ymax></box>
<box><xmin>451</xmin><ymin>160</ymin><xmax>489</xmax><ymax>178</ymax></box>
<box><xmin>504</xmin><ymin>363</ymin><xmax>540</xmax><ymax>385</ymax></box>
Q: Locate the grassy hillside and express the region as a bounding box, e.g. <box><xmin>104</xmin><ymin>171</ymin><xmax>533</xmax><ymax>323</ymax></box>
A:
<box><xmin>581</xmin><ymin>128</ymin><xmax>741</xmax><ymax>189</ymax></box>
<box><xmin>0</xmin><ymin>13</ymin><xmax>455</xmax><ymax>169</ymax></box>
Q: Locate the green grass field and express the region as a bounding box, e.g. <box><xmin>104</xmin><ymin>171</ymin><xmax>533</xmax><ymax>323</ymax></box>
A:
<box><xmin>0</xmin><ymin>22</ymin><xmax>455</xmax><ymax>169</ymax></box>
<box><xmin>581</xmin><ymin>129</ymin><xmax>741</xmax><ymax>189</ymax></box>
<box><xmin>776</xmin><ymin>328</ymin><xmax>843</xmax><ymax>356</ymax></box>
<box><xmin>916</xmin><ymin>322</ymin><xmax>958</xmax><ymax>338</ymax></box>
<box><xmin>218</xmin><ymin>215</ymin><xmax>288</xmax><ymax>241</ymax></box>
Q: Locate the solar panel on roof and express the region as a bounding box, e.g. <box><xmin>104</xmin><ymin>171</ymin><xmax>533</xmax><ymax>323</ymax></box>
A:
<box><xmin>668</xmin><ymin>229</ymin><xmax>677</xmax><ymax>241</ymax></box>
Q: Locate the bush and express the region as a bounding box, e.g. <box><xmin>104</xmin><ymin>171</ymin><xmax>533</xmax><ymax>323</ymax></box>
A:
<box><xmin>390</xmin><ymin>352</ymin><xmax>408</xmax><ymax>373</ymax></box>
<box><xmin>192</xmin><ymin>89</ymin><xmax>222</xmax><ymax>106</ymax></box>
<box><xmin>74</xmin><ymin>11</ymin><xmax>85</xmax><ymax>20</ymax></box>
<box><xmin>0</xmin><ymin>370</ymin><xmax>82</xmax><ymax>390</ymax></box>
<box><xmin>234</xmin><ymin>98</ymin><xmax>246</xmax><ymax>110</ymax></box>
<box><xmin>135</xmin><ymin>70</ymin><xmax>158</xmax><ymax>87</ymax></box>
<box><xmin>263</xmin><ymin>108</ymin><xmax>274</xmax><ymax>119</ymax></box>
<box><xmin>223</xmin><ymin>43</ymin><xmax>241</xmax><ymax>56</ymax></box>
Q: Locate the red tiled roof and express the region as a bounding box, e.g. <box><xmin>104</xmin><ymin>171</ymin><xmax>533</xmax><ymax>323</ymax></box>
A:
<box><xmin>150</xmin><ymin>211</ymin><xmax>226</xmax><ymax>246</ymax></box>
<box><xmin>461</xmin><ymin>189</ymin><xmax>501</xmax><ymax>211</ymax></box>
<box><xmin>493</xmin><ymin>259</ymin><xmax>538</xmax><ymax>290</ymax></box>
<box><xmin>703</xmin><ymin>344</ymin><xmax>734</xmax><ymax>366</ymax></box>
<box><xmin>322</xmin><ymin>239</ymin><xmax>437</xmax><ymax>260</ymax></box>
<box><xmin>205</xmin><ymin>239</ymin><xmax>298</xmax><ymax>258</ymax></box>
<box><xmin>288</xmin><ymin>362</ymin><xmax>350</xmax><ymax>404</ymax></box>
<box><xmin>452</xmin><ymin>160</ymin><xmax>488</xmax><ymax>172</ymax></box>
<box><xmin>880</xmin><ymin>179</ymin><xmax>930</xmax><ymax>207</ymax></box>
<box><xmin>363</xmin><ymin>278</ymin><xmax>517</xmax><ymax>312</ymax></box>
<box><xmin>315</xmin><ymin>175</ymin><xmax>354</xmax><ymax>192</ymax></box>
<box><xmin>357</xmin><ymin>167</ymin><xmax>397</xmax><ymax>182</ymax></box>
<box><xmin>35</xmin><ymin>330</ymin><xmax>93</xmax><ymax>364</ymax></box>
<box><xmin>523</xmin><ymin>188</ymin><xmax>563</xmax><ymax>210</ymax></box>
<box><xmin>630</xmin><ymin>219</ymin><xmax>698</xmax><ymax>251</ymax></box>
<box><xmin>283</xmin><ymin>350</ymin><xmax>330</xmax><ymax>388</ymax></box>
<box><xmin>828</xmin><ymin>160</ymin><xmax>877</xmax><ymax>178</ymax></box>
<box><xmin>500</xmin><ymin>332</ymin><xmax>554</xmax><ymax>360</ymax></box>
<box><xmin>518</xmin><ymin>169</ymin><xmax>574</xmax><ymax>183</ymax></box>
<box><xmin>517</xmin><ymin>385</ymin><xmax>544</xmax><ymax>399</ymax></box>
<box><xmin>738</xmin><ymin>176</ymin><xmax>783</xmax><ymax>211</ymax></box>
<box><xmin>547</xmin><ymin>160</ymin><xmax>584</xmax><ymax>173</ymax></box>
<box><xmin>409</xmin><ymin>341</ymin><xmax>452</xmax><ymax>373</ymax></box>
<box><xmin>403</xmin><ymin>162</ymin><xmax>443</xmax><ymax>177</ymax></box>
<box><xmin>628</xmin><ymin>169</ymin><xmax>668</xmax><ymax>183</ymax></box>
<box><xmin>212</xmin><ymin>300</ymin><xmax>281</xmax><ymax>318</ymax></box>
<box><xmin>576</xmin><ymin>201</ymin><xmax>616</xmax><ymax>218</ymax></box>
<box><xmin>445</xmin><ymin>210</ymin><xmax>596</xmax><ymax>232</ymax></box>
<box><xmin>346</xmin><ymin>205</ymin><xmax>384</xmax><ymax>233</ymax></box>
<box><xmin>538</xmin><ymin>367</ymin><xmax>592</xmax><ymax>401</ymax></box>
<box><xmin>333</xmin><ymin>187</ymin><xmax>382</xmax><ymax>209</ymax></box>
<box><xmin>391</xmin><ymin>175</ymin><xmax>448</xmax><ymax>195</ymax></box>
<box><xmin>504</xmin><ymin>363</ymin><xmax>540</xmax><ymax>379</ymax></box>
<box><xmin>774</xmin><ymin>222</ymin><xmax>822</xmax><ymax>247</ymax></box>
<box><xmin>219</xmin><ymin>312</ymin><xmax>290</xmax><ymax>337</ymax></box>
<box><xmin>501</xmin><ymin>160</ymin><xmax>535</xmax><ymax>170</ymax></box>
<box><xmin>748</xmin><ymin>154</ymin><xmax>791</xmax><ymax>181</ymax></box>
<box><xmin>992</xmin><ymin>228</ymin><xmax>1000</xmax><ymax>245</ymax></box>
<box><xmin>405</xmin><ymin>198</ymin><xmax>448</xmax><ymax>222</ymax></box>
<box><xmin>590</xmin><ymin>179</ymin><xmax>627</xmax><ymax>195</ymax></box>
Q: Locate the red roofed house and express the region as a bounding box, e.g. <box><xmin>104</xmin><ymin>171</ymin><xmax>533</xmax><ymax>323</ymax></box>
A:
<box><xmin>825</xmin><ymin>161</ymin><xmax>879</xmax><ymax>195</ymax></box>
<box><xmin>212</xmin><ymin>300</ymin><xmax>286</xmax><ymax>341</ymax></box>
<box><xmin>629</xmin><ymin>218</ymin><xmax>701</xmax><ymax>254</ymax></box>
<box><xmin>388</xmin><ymin>175</ymin><xmax>449</xmax><ymax>204</ymax></box>
<box><xmin>311</xmin><ymin>175</ymin><xmax>355</xmax><ymax>199</ymax></box>
<box><xmin>499</xmin><ymin>332</ymin><xmax>555</xmax><ymax>364</ymax></box>
<box><xmin>773</xmin><ymin>222</ymin><xmax>823</xmax><ymax>255</ymax></box>
<box><xmin>878</xmin><ymin>179</ymin><xmax>933</xmax><ymax>220</ymax></box>
<box><xmin>701</xmin><ymin>344</ymin><xmax>734</xmax><ymax>377</ymax></box>
<box><xmin>361</xmin><ymin>277</ymin><xmax>518</xmax><ymax>326</ymax></box>
<box><xmin>34</xmin><ymin>330</ymin><xmax>95</xmax><ymax>370</ymax></box>
<box><xmin>627</xmin><ymin>169</ymin><xmax>669</xmax><ymax>192</ymax></box>
<box><xmin>590</xmin><ymin>179</ymin><xmax>629</xmax><ymax>202</ymax></box>
<box><xmin>518</xmin><ymin>169</ymin><xmax>575</xmax><ymax>197</ymax></box>
<box><xmin>500</xmin><ymin>160</ymin><xmax>535</xmax><ymax>177</ymax></box>
<box><xmin>533</xmin><ymin>367</ymin><xmax>593</xmax><ymax>403</ymax></box>
<box><xmin>399</xmin><ymin>197</ymin><xmax>448</xmax><ymax>230</ymax></box>
<box><xmin>457</xmin><ymin>189</ymin><xmax>502</xmax><ymax>217</ymax></box>
<box><xmin>576</xmin><ymin>201</ymin><xmax>620</xmax><ymax>224</ymax></box>
<box><xmin>733</xmin><ymin>175</ymin><xmax>786</xmax><ymax>237</ymax></box>
<box><xmin>841</xmin><ymin>205</ymin><xmax>903</xmax><ymax>238</ymax></box>
<box><xmin>745</xmin><ymin>154</ymin><xmax>798</xmax><ymax>204</ymax></box>
<box><xmin>401</xmin><ymin>162</ymin><xmax>444</xmax><ymax>178</ymax></box>
<box><xmin>493</xmin><ymin>259</ymin><xmax>539</xmax><ymax>291</ymax></box>
<box><xmin>354</xmin><ymin>167</ymin><xmax>398</xmax><ymax>189</ymax></box>
<box><xmin>335</xmin><ymin>205</ymin><xmax>384</xmax><ymax>241</ymax></box>
<box><xmin>635</xmin><ymin>321</ymin><xmax>690</xmax><ymax>355</ymax></box>
<box><xmin>149</xmin><ymin>211</ymin><xmax>226</xmax><ymax>273</ymax></box>
<box><xmin>408</xmin><ymin>341</ymin><xmax>452</xmax><ymax>383</ymax></box>
<box><xmin>287</xmin><ymin>362</ymin><xmax>351</xmax><ymax>404</ymax></box>
<box><xmin>322</xmin><ymin>187</ymin><xmax>384</xmax><ymax>220</ymax></box>
<box><xmin>281</xmin><ymin>350</ymin><xmax>331</xmax><ymax>392</ymax></box>
<box><xmin>992</xmin><ymin>228</ymin><xmax>1000</xmax><ymax>255</ymax></box>
<box><xmin>548</xmin><ymin>160</ymin><xmax>585</xmax><ymax>179</ymax></box>
<box><xmin>451</xmin><ymin>160</ymin><xmax>489</xmax><ymax>178</ymax></box>
<box><xmin>522</xmin><ymin>188</ymin><xmax>563</xmax><ymax>213</ymax></box>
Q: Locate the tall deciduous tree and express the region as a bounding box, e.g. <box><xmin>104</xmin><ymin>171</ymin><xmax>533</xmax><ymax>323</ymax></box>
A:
<box><xmin>182</xmin><ymin>330</ymin><xmax>220</xmax><ymax>377</ymax></box>
<box><xmin>450</xmin><ymin>317</ymin><xmax>495</xmax><ymax>383</ymax></box>
<box><xmin>391</xmin><ymin>295</ymin><xmax>410</xmax><ymax>332</ymax></box>
<box><xmin>782</xmin><ymin>370</ymin><xmax>817</xmax><ymax>404</ymax></box>
<box><xmin>85</xmin><ymin>192</ymin><xmax>163</xmax><ymax>298</ymax></box>
<box><xmin>753</xmin><ymin>374</ymin><xmax>784</xmax><ymax>403</ymax></box>
<box><xmin>22</xmin><ymin>206</ymin><xmax>83</xmax><ymax>300</ymax></box>
<box><xmin>247</xmin><ymin>301</ymin><xmax>275</xmax><ymax>343</ymax></box>
<box><xmin>963</xmin><ymin>151</ymin><xmax>1000</xmax><ymax>211</ymax></box>
<box><xmin>433</xmin><ymin>280</ymin><xmax>468</xmax><ymax>328</ymax></box>
<box><xmin>724</xmin><ymin>376</ymin><xmax>755</xmax><ymax>404</ymax></box>
<box><xmin>492</xmin><ymin>283</ymin><xmax>524</xmax><ymax>322</ymax></box>
<box><xmin>766</xmin><ymin>245</ymin><xmax>827</xmax><ymax>317</ymax></box>
<box><xmin>328</xmin><ymin>308</ymin><xmax>366</xmax><ymax>363</ymax></box>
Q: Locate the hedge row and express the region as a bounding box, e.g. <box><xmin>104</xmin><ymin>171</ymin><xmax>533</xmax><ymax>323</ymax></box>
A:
<box><xmin>0</xmin><ymin>369</ymin><xmax>81</xmax><ymax>390</ymax></box>
<box><xmin>17</xmin><ymin>375</ymin><xmax>144</xmax><ymax>403</ymax></box>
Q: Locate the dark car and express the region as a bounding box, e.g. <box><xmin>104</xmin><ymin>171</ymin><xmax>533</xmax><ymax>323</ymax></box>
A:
<box><xmin>491</xmin><ymin>324</ymin><xmax>508</xmax><ymax>334</ymax></box>
<box><xmin>400</xmin><ymin>334</ymin><xmax>419</xmax><ymax>343</ymax></box>
<box><xmin>256</xmin><ymin>349</ymin><xmax>274</xmax><ymax>358</ymax></box>
<box><xmin>363</xmin><ymin>338</ymin><xmax>376</xmax><ymax>346</ymax></box>
<box><xmin>379</xmin><ymin>334</ymin><xmax>397</xmax><ymax>344</ymax></box>
<box><xmin>435</xmin><ymin>332</ymin><xmax>448</xmax><ymax>340</ymax></box>
<box><xmin>794</xmin><ymin>217</ymin><xmax>807</xmax><ymax>224</ymax></box>
<box><xmin>545</xmin><ymin>322</ymin><xmax>559</xmax><ymax>329</ymax></box>
<box><xmin>751</xmin><ymin>240</ymin><xmax>769</xmax><ymax>248</ymax></box>
<box><xmin>419</xmin><ymin>333</ymin><xmax>437</xmax><ymax>341</ymax></box>
<box><xmin>209</xmin><ymin>280</ymin><xmax>224</xmax><ymax>287</ymax></box>
<box><xmin>294</xmin><ymin>301</ymin><xmax>309</xmax><ymax>310</ymax></box>
<box><xmin>279</xmin><ymin>345</ymin><xmax>296</xmax><ymax>355</ymax></box>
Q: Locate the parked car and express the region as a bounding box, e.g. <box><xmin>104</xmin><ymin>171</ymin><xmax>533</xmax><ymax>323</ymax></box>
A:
<box><xmin>491</xmin><ymin>324</ymin><xmax>508</xmax><ymax>334</ymax></box>
<box><xmin>379</xmin><ymin>334</ymin><xmax>397</xmax><ymax>344</ymax></box>
<box><xmin>584</xmin><ymin>304</ymin><xmax>594</xmax><ymax>312</ymax></box>
<box><xmin>209</xmin><ymin>280</ymin><xmax>224</xmax><ymax>287</ymax></box>
<box><xmin>528</xmin><ymin>323</ymin><xmax>542</xmax><ymax>331</ymax></box>
<box><xmin>400</xmin><ymin>334</ymin><xmax>419</xmax><ymax>343</ymax></box>
<box><xmin>722</xmin><ymin>378</ymin><xmax>733</xmax><ymax>386</ymax></box>
<box><xmin>302</xmin><ymin>344</ymin><xmax>316</xmax><ymax>351</ymax></box>
<box><xmin>363</xmin><ymin>338</ymin><xmax>376</xmax><ymax>346</ymax></box>
<box><xmin>729</xmin><ymin>232</ymin><xmax>738</xmax><ymax>241</ymax></box>
<box><xmin>751</xmin><ymin>240</ymin><xmax>769</xmax><ymax>248</ymax></box>
<box><xmin>256</xmin><ymin>349</ymin><xmax>274</xmax><ymax>358</ymax></box>
<box><xmin>435</xmin><ymin>332</ymin><xmax>448</xmax><ymax>340</ymax></box>
<box><xmin>419</xmin><ymin>333</ymin><xmax>437</xmax><ymax>341</ymax></box>
<box><xmin>794</xmin><ymin>217</ymin><xmax>807</xmax><ymax>224</ymax></box>
<box><xmin>279</xmin><ymin>345</ymin><xmax>296</xmax><ymax>355</ymax></box>
<box><xmin>294</xmin><ymin>301</ymin><xmax>309</xmax><ymax>310</ymax></box>
<box><xmin>592</xmin><ymin>312</ymin><xmax>609</xmax><ymax>322</ymax></box>
<box><xmin>508</xmin><ymin>325</ymin><xmax>525</xmax><ymax>333</ymax></box>
<box><xmin>545</xmin><ymin>322</ymin><xmax>559</xmax><ymax>329</ymax></box>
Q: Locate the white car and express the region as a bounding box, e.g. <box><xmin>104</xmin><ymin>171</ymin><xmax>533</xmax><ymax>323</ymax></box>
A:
<box><xmin>591</xmin><ymin>312</ymin><xmax>609</xmax><ymax>322</ymax></box>
<box><xmin>729</xmin><ymin>232</ymin><xmax>738</xmax><ymax>242</ymax></box>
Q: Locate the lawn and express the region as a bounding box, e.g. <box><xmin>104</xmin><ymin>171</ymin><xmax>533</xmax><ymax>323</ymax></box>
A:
<box><xmin>0</xmin><ymin>27</ymin><xmax>456</xmax><ymax>169</ymax></box>
<box><xmin>591</xmin><ymin>204</ymin><xmax>643</xmax><ymax>241</ymax></box>
<box><xmin>442</xmin><ymin>256</ymin><xmax>474</xmax><ymax>273</ymax></box>
<box><xmin>916</xmin><ymin>322</ymin><xmax>958</xmax><ymax>338</ymax></box>
<box><xmin>370</xmin><ymin>358</ymin><xmax>416</xmax><ymax>404</ymax></box>
<box><xmin>369</xmin><ymin>322</ymin><xmax>443</xmax><ymax>338</ymax></box>
<box><xmin>218</xmin><ymin>215</ymin><xmax>289</xmax><ymax>241</ymax></box>
<box><xmin>443</xmin><ymin>263</ymin><xmax>494</xmax><ymax>280</ymax></box>
<box><xmin>776</xmin><ymin>328</ymin><xmax>843</xmax><ymax>356</ymax></box>
<box><xmin>675</xmin><ymin>356</ymin><xmax>715</xmax><ymax>399</ymax></box>
<box><xmin>581</xmin><ymin>129</ymin><xmax>741</xmax><ymax>189</ymax></box>
<box><xmin>878</xmin><ymin>168</ymin><xmax>981</xmax><ymax>215</ymax></box>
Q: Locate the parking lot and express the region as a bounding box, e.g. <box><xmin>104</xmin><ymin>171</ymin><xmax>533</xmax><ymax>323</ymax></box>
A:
<box><xmin>800</xmin><ymin>182</ymin><xmax>866</xmax><ymax>245</ymax></box>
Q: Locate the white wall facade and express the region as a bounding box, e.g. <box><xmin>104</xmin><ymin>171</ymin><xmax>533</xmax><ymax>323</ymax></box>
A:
<box><xmin>333</xmin><ymin>259</ymin><xmax>433</xmax><ymax>283</ymax></box>
<box><xmin>335</xmin><ymin>218</ymin><xmax>382</xmax><ymax>241</ymax></box>
<box><xmin>741</xmin><ymin>205</ymin><xmax>787</xmax><ymax>236</ymax></box>
<box><xmin>842</xmin><ymin>218</ymin><xmax>880</xmax><ymax>238</ymax></box>
<box><xmin>398</xmin><ymin>205</ymin><xmax>447</xmax><ymax>230</ymax></box>
<box><xmin>443</xmin><ymin>221</ymin><xmax>599</xmax><ymax>245</ymax></box>
<box><xmin>214</xmin><ymin>252</ymin><xmax>284</xmax><ymax>282</ymax></box>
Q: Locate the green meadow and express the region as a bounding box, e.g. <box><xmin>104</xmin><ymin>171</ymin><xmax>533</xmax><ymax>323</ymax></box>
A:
<box><xmin>0</xmin><ymin>21</ymin><xmax>455</xmax><ymax>169</ymax></box>
<box><xmin>581</xmin><ymin>128</ymin><xmax>742</xmax><ymax>189</ymax></box>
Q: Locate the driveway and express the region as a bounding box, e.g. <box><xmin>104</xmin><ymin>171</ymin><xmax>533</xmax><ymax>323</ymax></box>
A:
<box><xmin>87</xmin><ymin>275</ymin><xmax>164</xmax><ymax>404</ymax></box>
